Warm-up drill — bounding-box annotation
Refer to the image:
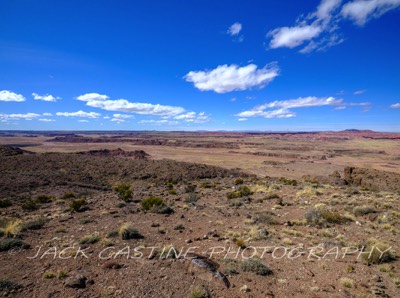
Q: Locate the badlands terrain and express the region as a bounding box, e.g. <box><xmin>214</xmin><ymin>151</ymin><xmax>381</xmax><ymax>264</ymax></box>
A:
<box><xmin>0</xmin><ymin>130</ymin><xmax>400</xmax><ymax>297</ymax></box>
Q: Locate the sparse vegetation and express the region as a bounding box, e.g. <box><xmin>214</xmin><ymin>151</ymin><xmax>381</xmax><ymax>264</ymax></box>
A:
<box><xmin>305</xmin><ymin>207</ymin><xmax>352</xmax><ymax>226</ymax></box>
<box><xmin>241</xmin><ymin>258</ymin><xmax>272</xmax><ymax>276</ymax></box>
<box><xmin>21</xmin><ymin>217</ymin><xmax>48</xmax><ymax>231</ymax></box>
<box><xmin>43</xmin><ymin>272</ymin><xmax>56</xmax><ymax>279</ymax></box>
<box><xmin>21</xmin><ymin>199</ymin><xmax>38</xmax><ymax>211</ymax></box>
<box><xmin>35</xmin><ymin>194</ymin><xmax>53</xmax><ymax>204</ymax></box>
<box><xmin>362</xmin><ymin>239</ymin><xmax>395</xmax><ymax>264</ymax></box>
<box><xmin>0</xmin><ymin>199</ymin><xmax>12</xmax><ymax>208</ymax></box>
<box><xmin>69</xmin><ymin>198</ymin><xmax>87</xmax><ymax>212</ymax></box>
<box><xmin>79</xmin><ymin>234</ymin><xmax>100</xmax><ymax>244</ymax></box>
<box><xmin>141</xmin><ymin>197</ymin><xmax>173</xmax><ymax>214</ymax></box>
<box><xmin>0</xmin><ymin>238</ymin><xmax>30</xmax><ymax>251</ymax></box>
<box><xmin>227</xmin><ymin>185</ymin><xmax>253</xmax><ymax>199</ymax></box>
<box><xmin>339</xmin><ymin>277</ymin><xmax>354</xmax><ymax>288</ymax></box>
<box><xmin>118</xmin><ymin>224</ymin><xmax>143</xmax><ymax>240</ymax></box>
<box><xmin>0</xmin><ymin>279</ymin><xmax>22</xmax><ymax>291</ymax></box>
<box><xmin>251</xmin><ymin>210</ymin><xmax>278</xmax><ymax>224</ymax></box>
<box><xmin>353</xmin><ymin>205</ymin><xmax>376</xmax><ymax>216</ymax></box>
<box><xmin>113</xmin><ymin>181</ymin><xmax>133</xmax><ymax>202</ymax></box>
<box><xmin>189</xmin><ymin>286</ymin><xmax>210</xmax><ymax>298</ymax></box>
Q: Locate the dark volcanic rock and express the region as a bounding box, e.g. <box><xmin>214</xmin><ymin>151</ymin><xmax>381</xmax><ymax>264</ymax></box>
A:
<box><xmin>64</xmin><ymin>274</ymin><xmax>87</xmax><ymax>289</ymax></box>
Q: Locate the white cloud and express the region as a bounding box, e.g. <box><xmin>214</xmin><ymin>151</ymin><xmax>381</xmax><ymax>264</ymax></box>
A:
<box><xmin>316</xmin><ymin>0</ymin><xmax>343</xmax><ymax>20</ymax></box>
<box><xmin>38</xmin><ymin>118</ymin><xmax>55</xmax><ymax>122</ymax></box>
<box><xmin>353</xmin><ymin>89</ymin><xmax>366</xmax><ymax>94</ymax></box>
<box><xmin>268</xmin><ymin>0</ymin><xmax>342</xmax><ymax>51</ymax></box>
<box><xmin>0</xmin><ymin>90</ymin><xmax>26</xmax><ymax>102</ymax></box>
<box><xmin>111</xmin><ymin>118</ymin><xmax>125</xmax><ymax>123</ymax></box>
<box><xmin>173</xmin><ymin>111</ymin><xmax>210</xmax><ymax>123</ymax></box>
<box><xmin>32</xmin><ymin>93</ymin><xmax>60</xmax><ymax>102</ymax></box>
<box><xmin>268</xmin><ymin>0</ymin><xmax>399</xmax><ymax>52</ymax></box>
<box><xmin>184</xmin><ymin>63</ymin><xmax>279</xmax><ymax>93</ymax></box>
<box><xmin>42</xmin><ymin>112</ymin><xmax>53</xmax><ymax>116</ymax></box>
<box><xmin>77</xmin><ymin>93</ymin><xmax>185</xmax><ymax>117</ymax></box>
<box><xmin>227</xmin><ymin>22</ymin><xmax>242</xmax><ymax>36</ymax></box>
<box><xmin>269</xmin><ymin>25</ymin><xmax>323</xmax><ymax>48</ymax></box>
<box><xmin>238</xmin><ymin>118</ymin><xmax>248</xmax><ymax>121</ymax></box>
<box><xmin>390</xmin><ymin>103</ymin><xmax>400</xmax><ymax>108</ymax></box>
<box><xmin>76</xmin><ymin>93</ymin><xmax>110</xmax><ymax>102</ymax></box>
<box><xmin>341</xmin><ymin>0</ymin><xmax>400</xmax><ymax>26</ymax></box>
<box><xmin>0</xmin><ymin>113</ymin><xmax>40</xmax><ymax>121</ymax></box>
<box><xmin>236</xmin><ymin>96</ymin><xmax>342</xmax><ymax>119</ymax></box>
<box><xmin>113</xmin><ymin>113</ymin><xmax>134</xmax><ymax>119</ymax></box>
<box><xmin>139</xmin><ymin>119</ymin><xmax>179</xmax><ymax>125</ymax></box>
<box><xmin>256</xmin><ymin>96</ymin><xmax>342</xmax><ymax>109</ymax></box>
<box><xmin>78</xmin><ymin>120</ymin><xmax>89</xmax><ymax>123</ymax></box>
<box><xmin>335</xmin><ymin>106</ymin><xmax>347</xmax><ymax>110</ymax></box>
<box><xmin>56</xmin><ymin>110</ymin><xmax>101</xmax><ymax>118</ymax></box>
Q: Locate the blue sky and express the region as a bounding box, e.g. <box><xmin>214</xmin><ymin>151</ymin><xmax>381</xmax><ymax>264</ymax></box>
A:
<box><xmin>1</xmin><ymin>0</ymin><xmax>399</xmax><ymax>131</ymax></box>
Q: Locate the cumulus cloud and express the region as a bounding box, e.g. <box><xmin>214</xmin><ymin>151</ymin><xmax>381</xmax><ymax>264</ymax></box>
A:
<box><xmin>0</xmin><ymin>113</ymin><xmax>40</xmax><ymax>121</ymax></box>
<box><xmin>113</xmin><ymin>114</ymin><xmax>134</xmax><ymax>119</ymax></box>
<box><xmin>390</xmin><ymin>103</ymin><xmax>400</xmax><ymax>108</ymax></box>
<box><xmin>56</xmin><ymin>110</ymin><xmax>101</xmax><ymax>118</ymax></box>
<box><xmin>238</xmin><ymin>118</ymin><xmax>248</xmax><ymax>121</ymax></box>
<box><xmin>227</xmin><ymin>22</ymin><xmax>242</xmax><ymax>36</ymax></box>
<box><xmin>184</xmin><ymin>63</ymin><xmax>279</xmax><ymax>93</ymax></box>
<box><xmin>341</xmin><ymin>0</ymin><xmax>400</xmax><ymax>26</ymax></box>
<box><xmin>173</xmin><ymin>111</ymin><xmax>210</xmax><ymax>123</ymax></box>
<box><xmin>78</xmin><ymin>119</ymin><xmax>89</xmax><ymax>123</ymax></box>
<box><xmin>38</xmin><ymin>118</ymin><xmax>55</xmax><ymax>122</ymax></box>
<box><xmin>32</xmin><ymin>93</ymin><xmax>60</xmax><ymax>102</ymax></box>
<box><xmin>269</xmin><ymin>25</ymin><xmax>323</xmax><ymax>49</ymax></box>
<box><xmin>42</xmin><ymin>112</ymin><xmax>53</xmax><ymax>116</ymax></box>
<box><xmin>236</xmin><ymin>96</ymin><xmax>342</xmax><ymax>119</ymax></box>
<box><xmin>0</xmin><ymin>90</ymin><xmax>26</xmax><ymax>102</ymax></box>
<box><xmin>76</xmin><ymin>93</ymin><xmax>185</xmax><ymax>117</ymax></box>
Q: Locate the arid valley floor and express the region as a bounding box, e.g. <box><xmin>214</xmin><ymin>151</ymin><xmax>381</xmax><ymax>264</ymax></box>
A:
<box><xmin>0</xmin><ymin>130</ymin><xmax>400</xmax><ymax>297</ymax></box>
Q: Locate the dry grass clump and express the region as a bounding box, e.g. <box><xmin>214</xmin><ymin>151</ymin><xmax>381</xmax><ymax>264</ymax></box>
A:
<box><xmin>189</xmin><ymin>286</ymin><xmax>210</xmax><ymax>298</ymax></box>
<box><xmin>339</xmin><ymin>277</ymin><xmax>354</xmax><ymax>288</ymax></box>
<box><xmin>362</xmin><ymin>239</ymin><xmax>395</xmax><ymax>264</ymax></box>
<box><xmin>227</xmin><ymin>186</ymin><xmax>253</xmax><ymax>199</ymax></box>
<box><xmin>296</xmin><ymin>186</ymin><xmax>322</xmax><ymax>198</ymax></box>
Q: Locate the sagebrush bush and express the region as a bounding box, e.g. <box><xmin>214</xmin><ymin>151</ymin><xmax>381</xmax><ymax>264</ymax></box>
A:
<box><xmin>0</xmin><ymin>279</ymin><xmax>22</xmax><ymax>291</ymax></box>
<box><xmin>234</xmin><ymin>178</ymin><xmax>244</xmax><ymax>185</ymax></box>
<box><xmin>362</xmin><ymin>239</ymin><xmax>395</xmax><ymax>264</ymax></box>
<box><xmin>35</xmin><ymin>194</ymin><xmax>53</xmax><ymax>204</ymax></box>
<box><xmin>21</xmin><ymin>199</ymin><xmax>38</xmax><ymax>211</ymax></box>
<box><xmin>240</xmin><ymin>258</ymin><xmax>272</xmax><ymax>276</ymax></box>
<box><xmin>118</xmin><ymin>224</ymin><xmax>143</xmax><ymax>240</ymax></box>
<box><xmin>141</xmin><ymin>197</ymin><xmax>173</xmax><ymax>214</ymax></box>
<box><xmin>69</xmin><ymin>199</ymin><xmax>87</xmax><ymax>212</ymax></box>
<box><xmin>251</xmin><ymin>211</ymin><xmax>277</xmax><ymax>225</ymax></box>
<box><xmin>0</xmin><ymin>238</ymin><xmax>30</xmax><ymax>251</ymax></box>
<box><xmin>0</xmin><ymin>199</ymin><xmax>12</xmax><ymax>208</ymax></box>
<box><xmin>305</xmin><ymin>207</ymin><xmax>352</xmax><ymax>226</ymax></box>
<box><xmin>227</xmin><ymin>185</ymin><xmax>253</xmax><ymax>199</ymax></box>
<box><xmin>79</xmin><ymin>234</ymin><xmax>100</xmax><ymax>244</ymax></box>
<box><xmin>353</xmin><ymin>205</ymin><xmax>376</xmax><ymax>216</ymax></box>
<box><xmin>21</xmin><ymin>217</ymin><xmax>48</xmax><ymax>231</ymax></box>
<box><xmin>113</xmin><ymin>182</ymin><xmax>133</xmax><ymax>202</ymax></box>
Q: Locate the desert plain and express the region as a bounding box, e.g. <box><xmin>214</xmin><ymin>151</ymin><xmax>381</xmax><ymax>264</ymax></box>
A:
<box><xmin>0</xmin><ymin>130</ymin><xmax>400</xmax><ymax>297</ymax></box>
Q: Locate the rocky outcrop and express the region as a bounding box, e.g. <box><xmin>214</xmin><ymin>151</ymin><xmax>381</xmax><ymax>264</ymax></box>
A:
<box><xmin>344</xmin><ymin>166</ymin><xmax>400</xmax><ymax>192</ymax></box>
